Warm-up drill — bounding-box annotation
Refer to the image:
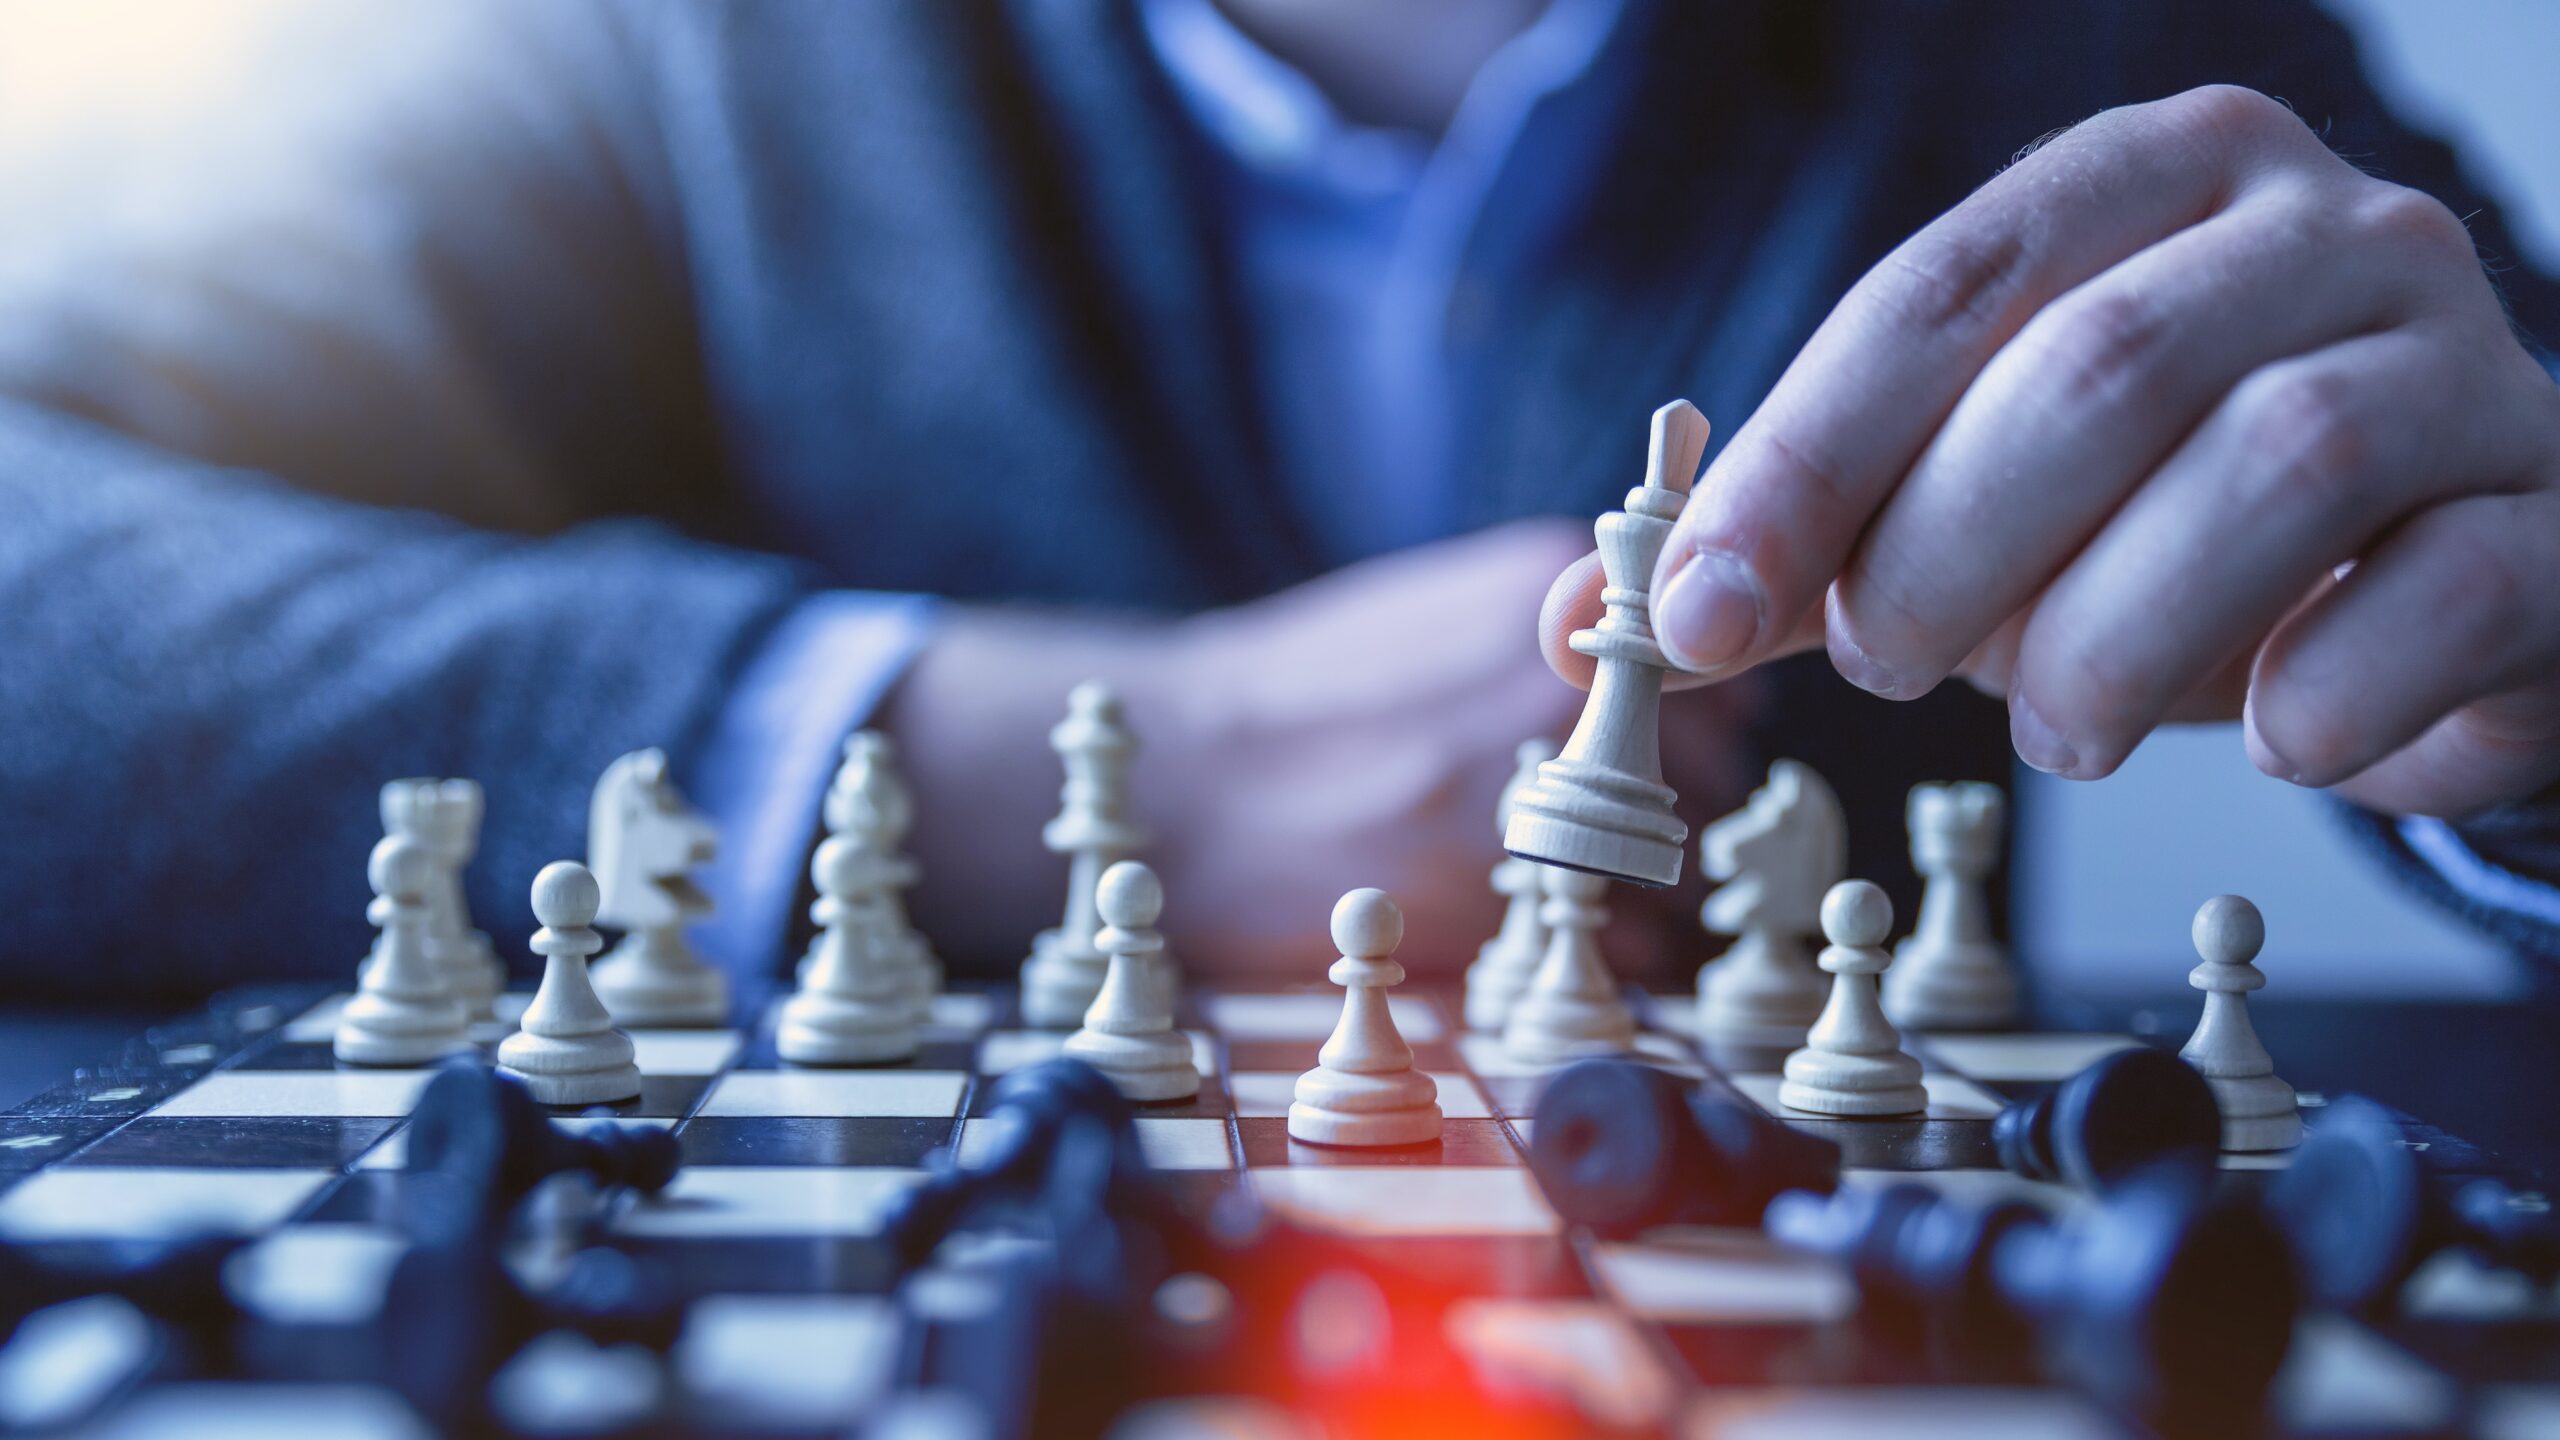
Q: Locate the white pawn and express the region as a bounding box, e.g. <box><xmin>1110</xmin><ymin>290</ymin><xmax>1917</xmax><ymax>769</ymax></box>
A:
<box><xmin>336</xmin><ymin>836</ymin><xmax>473</xmax><ymax>1066</ymax></box>
<box><xmin>497</xmin><ymin>862</ymin><xmax>643</xmax><ymax>1105</ymax></box>
<box><xmin>2179</xmin><ymin>895</ymin><xmax>2301</xmax><ymax>1152</ymax></box>
<box><xmin>820</xmin><ymin>732</ymin><xmax>940</xmax><ymax>1020</ymax></box>
<box><xmin>1779</xmin><ymin>881</ymin><xmax>1927</xmax><ymax>1117</ymax></box>
<box><xmin>1464</xmin><ymin>738</ymin><xmax>1558</xmax><ymax>1032</ymax></box>
<box><xmin>373</xmin><ymin>779</ymin><xmax>504</xmax><ymax>1020</ymax></box>
<box><xmin>1290</xmin><ymin>890</ymin><xmax>1441</xmax><ymax>1147</ymax></box>
<box><xmin>1021</xmin><ymin>683</ymin><xmax>1147</xmax><ymax>1028</ymax></box>
<box><xmin>776</xmin><ymin>831</ymin><xmax>919</xmax><ymax>1065</ymax></box>
<box><xmin>1501</xmin><ymin>866</ymin><xmax>1639</xmax><ymax>1065</ymax></box>
<box><xmin>1883</xmin><ymin>783</ymin><xmax>2017</xmax><ymax>1031</ymax></box>
<box><xmin>1062</xmin><ymin>862</ymin><xmax>1198</xmax><ymax>1101</ymax></box>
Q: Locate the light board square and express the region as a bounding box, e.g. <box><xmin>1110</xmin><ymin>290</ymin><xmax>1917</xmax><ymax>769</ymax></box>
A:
<box><xmin>698</xmin><ymin>1071</ymin><xmax>965</xmax><ymax>1119</ymax></box>
<box><xmin>613</xmin><ymin>1166</ymin><xmax>923</xmax><ymax>1237</ymax></box>
<box><xmin>1248</xmin><ymin>1167</ymin><xmax>1557</xmax><ymax>1236</ymax></box>
<box><xmin>679</xmin><ymin>1294</ymin><xmax>902</xmax><ymax>1428</ymax></box>
<box><xmin>1918</xmin><ymin>1032</ymin><xmax>2143</xmax><ymax>1083</ymax></box>
<box><xmin>628</xmin><ymin>1030</ymin><xmax>744</xmax><ymax>1076</ymax></box>
<box><xmin>225</xmin><ymin>1223</ymin><xmax>411</xmax><ymax>1324</ymax></box>
<box><xmin>150</xmin><ymin>1071</ymin><xmax>433</xmax><ymax>1119</ymax></box>
<box><xmin>0</xmin><ymin>1167</ymin><xmax>332</xmax><ymax>1241</ymax></box>
<box><xmin>956</xmin><ymin>1115</ymin><xmax>1233</xmax><ymax>1171</ymax></box>
<box><xmin>1444</xmin><ymin>1298</ymin><xmax>1677</xmax><ymax>1429</ymax></box>
<box><xmin>1204</xmin><ymin>992</ymin><xmax>1444</xmax><ymax>1042</ymax></box>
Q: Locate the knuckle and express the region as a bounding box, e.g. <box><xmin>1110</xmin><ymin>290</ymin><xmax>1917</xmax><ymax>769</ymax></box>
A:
<box><xmin>1878</xmin><ymin>224</ymin><xmax>2037</xmax><ymax>336</ymax></box>
<box><xmin>2027</xmin><ymin>287</ymin><xmax>2173</xmax><ymax>409</ymax></box>
<box><xmin>2031</xmin><ymin>643</ymin><xmax>2146</xmax><ymax>742</ymax></box>
<box><xmin>2230</xmin><ymin>368</ymin><xmax>2374</xmax><ymax>514</ymax></box>
<box><xmin>2156</xmin><ymin>84</ymin><xmax>2305</xmax><ymax>150</ymax></box>
<box><xmin>2354</xmin><ymin>183</ymin><xmax>2475</xmax><ymax>266</ymax></box>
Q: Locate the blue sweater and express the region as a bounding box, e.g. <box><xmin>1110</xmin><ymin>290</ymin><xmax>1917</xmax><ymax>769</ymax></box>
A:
<box><xmin>1</xmin><ymin>0</ymin><xmax>2553</xmax><ymax>1001</ymax></box>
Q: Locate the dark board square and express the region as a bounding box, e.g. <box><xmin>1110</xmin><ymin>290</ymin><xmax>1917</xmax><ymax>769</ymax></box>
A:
<box><xmin>1235</xmin><ymin>1118</ymin><xmax>1521</xmax><ymax>1168</ymax></box>
<box><xmin>569</xmin><ymin>1075</ymin><xmax>713</xmax><ymax>1121</ymax></box>
<box><xmin>69</xmin><ymin>1116</ymin><xmax>400</xmax><ymax>1169</ymax></box>
<box><xmin>724</xmin><ymin>1036</ymin><xmax>980</xmax><ymax>1073</ymax></box>
<box><xmin>680</xmin><ymin>1117</ymin><xmax>958</xmax><ymax>1167</ymax></box>
<box><xmin>967</xmin><ymin>1076</ymin><xmax>1233</xmax><ymax>1120</ymax></box>
<box><xmin>297</xmin><ymin>1170</ymin><xmax>410</xmax><ymax>1225</ymax></box>
<box><xmin>0</xmin><ymin>1116</ymin><xmax>122</xmax><ymax>1171</ymax></box>
<box><xmin>1778</xmin><ymin>1117</ymin><xmax>1998</xmax><ymax>1172</ymax></box>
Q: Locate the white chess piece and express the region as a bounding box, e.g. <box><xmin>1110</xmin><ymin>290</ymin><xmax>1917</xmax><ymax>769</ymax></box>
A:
<box><xmin>1062</xmin><ymin>861</ymin><xmax>1198</xmax><ymax>1101</ymax></box>
<box><xmin>1503</xmin><ymin>400</ymin><xmax>1709</xmax><ymax>888</ymax></box>
<box><xmin>378</xmin><ymin>779</ymin><xmax>505</xmax><ymax>1019</ymax></box>
<box><xmin>1778</xmin><ymin>881</ymin><xmax>1927</xmax><ymax>1117</ymax></box>
<box><xmin>1501</xmin><ymin>866</ymin><xmax>1639</xmax><ymax>1065</ymax></box>
<box><xmin>776</xmin><ymin>827</ymin><xmax>920</xmax><ymax>1065</ymax></box>
<box><xmin>2179</xmin><ymin>895</ymin><xmax>2301</xmax><ymax>1152</ymax></box>
<box><xmin>1290</xmin><ymin>889</ymin><xmax>1441</xmax><ymax>1147</ymax></box>
<box><xmin>1020</xmin><ymin>683</ymin><xmax>1146</xmax><ymax>1028</ymax></box>
<box><xmin>1464</xmin><ymin>738</ymin><xmax>1559</xmax><ymax>1032</ymax></box>
<box><xmin>1882</xmin><ymin>782</ymin><xmax>2018</xmax><ymax>1031</ymax></box>
<box><xmin>497</xmin><ymin>862</ymin><xmax>643</xmax><ymax>1105</ymax></box>
<box><xmin>336</xmin><ymin>835</ymin><xmax>472</xmax><ymax>1066</ymax></box>
<box><xmin>821</xmin><ymin>732</ymin><xmax>940</xmax><ymax>1020</ymax></box>
<box><xmin>1696</xmin><ymin>761</ymin><xmax>1842</xmax><ymax>1044</ymax></box>
<box><xmin>588</xmin><ymin>750</ymin><xmax>729</xmax><ymax>1027</ymax></box>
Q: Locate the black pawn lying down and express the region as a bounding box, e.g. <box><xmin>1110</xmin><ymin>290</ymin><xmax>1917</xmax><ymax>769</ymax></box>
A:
<box><xmin>2270</xmin><ymin>1095</ymin><xmax>2560</xmax><ymax>1312</ymax></box>
<box><xmin>403</xmin><ymin>1058</ymin><xmax>681</xmax><ymax>1231</ymax></box>
<box><xmin>1993</xmin><ymin>1048</ymin><xmax>2222</xmax><ymax>1193</ymax></box>
<box><xmin>1767</xmin><ymin>1166</ymin><xmax>2298</xmax><ymax>1435</ymax></box>
<box><xmin>1529</xmin><ymin>1060</ymin><xmax>1841</xmax><ymax>1235</ymax></box>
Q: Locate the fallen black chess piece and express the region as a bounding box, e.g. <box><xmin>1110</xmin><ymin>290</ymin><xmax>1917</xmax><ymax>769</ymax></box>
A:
<box><xmin>403</xmin><ymin>1057</ymin><xmax>681</xmax><ymax>1232</ymax></box>
<box><xmin>1766</xmin><ymin>1164</ymin><xmax>2298</xmax><ymax>1437</ymax></box>
<box><xmin>1993</xmin><ymin>1047</ymin><xmax>2223</xmax><ymax>1192</ymax></box>
<box><xmin>1526</xmin><ymin>1059</ymin><xmax>1842</xmax><ymax>1235</ymax></box>
<box><xmin>2269</xmin><ymin>1094</ymin><xmax>2560</xmax><ymax>1312</ymax></box>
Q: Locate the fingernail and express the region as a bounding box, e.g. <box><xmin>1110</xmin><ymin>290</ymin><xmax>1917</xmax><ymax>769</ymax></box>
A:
<box><xmin>1655</xmin><ymin>551</ymin><xmax>1764</xmax><ymax>672</ymax></box>
<box><xmin>2243</xmin><ymin>702</ymin><xmax>2310</xmax><ymax>786</ymax></box>
<box><xmin>2010</xmin><ymin>694</ymin><xmax>2081</xmax><ymax>776</ymax></box>
<box><xmin>1828</xmin><ymin>626</ymin><xmax>1914</xmax><ymax>700</ymax></box>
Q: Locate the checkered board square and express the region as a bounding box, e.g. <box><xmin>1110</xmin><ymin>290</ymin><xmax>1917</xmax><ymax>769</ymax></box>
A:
<box><xmin>0</xmin><ymin>981</ymin><xmax>2550</xmax><ymax>1439</ymax></box>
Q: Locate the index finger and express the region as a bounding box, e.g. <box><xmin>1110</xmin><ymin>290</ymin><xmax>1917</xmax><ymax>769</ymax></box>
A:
<box><xmin>1649</xmin><ymin>85</ymin><xmax>2326</xmax><ymax>676</ymax></box>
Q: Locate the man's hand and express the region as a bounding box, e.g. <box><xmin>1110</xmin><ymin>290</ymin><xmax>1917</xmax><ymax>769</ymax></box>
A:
<box><xmin>891</xmin><ymin>521</ymin><xmax>1758</xmax><ymax>978</ymax></box>
<box><xmin>1545</xmin><ymin>85</ymin><xmax>2560</xmax><ymax>817</ymax></box>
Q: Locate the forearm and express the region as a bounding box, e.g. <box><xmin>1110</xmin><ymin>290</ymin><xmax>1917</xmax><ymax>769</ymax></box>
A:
<box><xmin>0</xmin><ymin>399</ymin><xmax>808</xmax><ymax>1002</ymax></box>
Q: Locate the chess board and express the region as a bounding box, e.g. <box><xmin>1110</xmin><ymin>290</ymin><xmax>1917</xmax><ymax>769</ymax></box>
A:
<box><xmin>0</xmin><ymin>982</ymin><xmax>2553</xmax><ymax>1439</ymax></box>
